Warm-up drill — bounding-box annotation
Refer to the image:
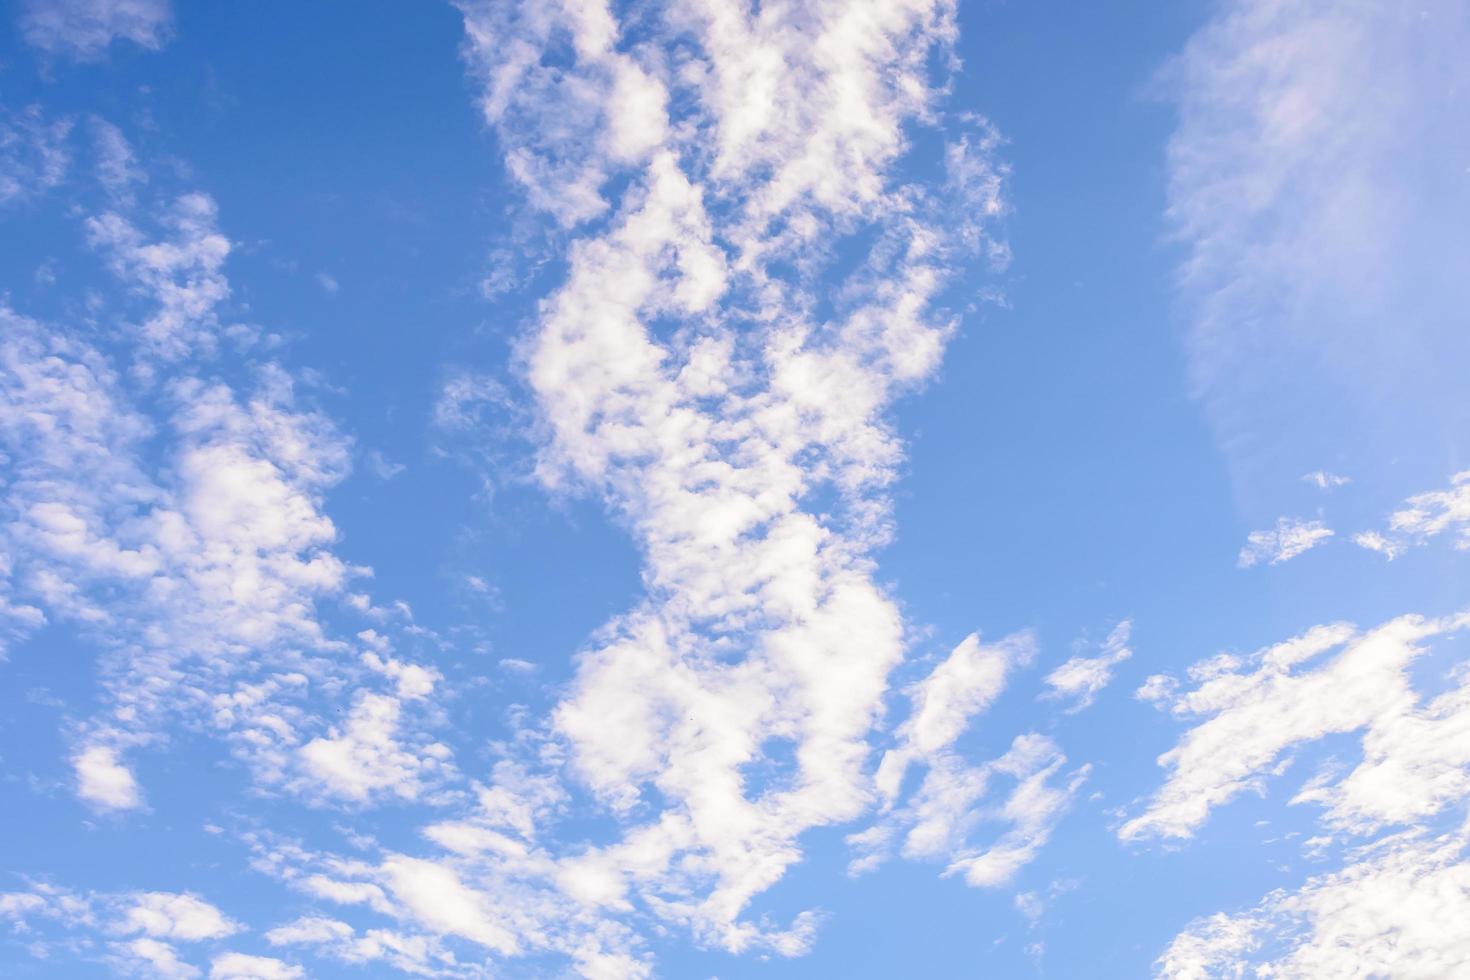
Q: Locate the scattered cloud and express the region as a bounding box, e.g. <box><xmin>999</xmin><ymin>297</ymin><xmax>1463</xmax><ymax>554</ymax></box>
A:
<box><xmin>0</xmin><ymin>105</ymin><xmax>72</xmax><ymax>207</ymax></box>
<box><xmin>1237</xmin><ymin>517</ymin><xmax>1333</xmax><ymax>568</ymax></box>
<box><xmin>209</xmin><ymin>952</ymin><xmax>304</xmax><ymax>980</ymax></box>
<box><xmin>1353</xmin><ymin>530</ymin><xmax>1404</xmax><ymax>561</ymax></box>
<box><xmin>18</xmin><ymin>0</ymin><xmax>173</xmax><ymax>61</ymax></box>
<box><xmin>1043</xmin><ymin>619</ymin><xmax>1133</xmax><ymax>712</ymax></box>
<box><xmin>1122</xmin><ymin>610</ymin><xmax>1470</xmax><ymax>841</ymax></box>
<box><xmin>1301</xmin><ymin>471</ymin><xmax>1350</xmax><ymax>490</ymax></box>
<box><xmin>1159</xmin><ymin>832</ymin><xmax>1470</xmax><ymax>978</ymax></box>
<box><xmin>120</xmin><ymin>892</ymin><xmax>238</xmax><ymax>941</ymax></box>
<box><xmin>365</xmin><ymin>450</ymin><xmax>405</xmax><ymax>480</ymax></box>
<box><xmin>849</xmin><ymin>632</ymin><xmax>1085</xmax><ymax>886</ymax></box>
<box><xmin>1387</xmin><ymin>470</ymin><xmax>1470</xmax><ymax>549</ymax></box>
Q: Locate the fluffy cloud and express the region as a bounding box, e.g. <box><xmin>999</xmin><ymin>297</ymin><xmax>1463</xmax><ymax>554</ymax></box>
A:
<box><xmin>85</xmin><ymin>193</ymin><xmax>233</xmax><ymax>362</ymax></box>
<box><xmin>2</xmin><ymin>1</ymin><xmax>1023</xmax><ymax>974</ymax></box>
<box><xmin>119</xmin><ymin>892</ymin><xmax>238</xmax><ymax>941</ymax></box>
<box><xmin>427</xmin><ymin>0</ymin><xmax>1014</xmax><ymax>962</ymax></box>
<box><xmin>0</xmin><ymin>155</ymin><xmax>449</xmax><ymax>814</ymax></box>
<box><xmin>0</xmin><ymin>884</ymin><xmax>241</xmax><ymax>976</ymax></box>
<box><xmin>1237</xmin><ymin>517</ymin><xmax>1333</xmax><ymax>568</ymax></box>
<box><xmin>300</xmin><ymin>692</ymin><xmax>454</xmax><ymax>803</ymax></box>
<box><xmin>73</xmin><ymin>744</ymin><xmax>144</xmax><ymax>810</ymax></box>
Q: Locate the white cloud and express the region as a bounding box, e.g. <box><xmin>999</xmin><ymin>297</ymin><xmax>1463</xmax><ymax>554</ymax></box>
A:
<box><xmin>1353</xmin><ymin>529</ymin><xmax>1405</xmax><ymax>561</ymax></box>
<box><xmin>1122</xmin><ymin>610</ymin><xmax>1470</xmax><ymax>840</ymax></box>
<box><xmin>1042</xmin><ymin>619</ymin><xmax>1133</xmax><ymax>712</ymax></box>
<box><xmin>119</xmin><ymin>892</ymin><xmax>238</xmax><ymax>941</ymax></box>
<box><xmin>1387</xmin><ymin>470</ymin><xmax>1470</xmax><ymax>549</ymax></box>
<box><xmin>74</xmin><ymin>745</ymin><xmax>143</xmax><ymax>810</ymax></box>
<box><xmin>1141</xmin><ymin>607</ymin><xmax>1470</xmax><ymax>974</ymax></box>
<box><xmin>435</xmin><ymin>0</ymin><xmax>1013</xmax><ymax>961</ymax></box>
<box><xmin>0</xmin><ymin>160</ymin><xmax>449</xmax><ymax>813</ymax></box>
<box><xmin>209</xmin><ymin>953</ymin><xmax>304</xmax><ymax>980</ymax></box>
<box><xmin>117</xmin><ymin>937</ymin><xmax>198</xmax><ymax>979</ymax></box>
<box><xmin>849</xmin><ymin>633</ymin><xmax>1084</xmax><ymax>885</ymax></box>
<box><xmin>0</xmin><ymin>884</ymin><xmax>251</xmax><ymax>978</ymax></box>
<box><xmin>875</xmin><ymin>631</ymin><xmax>1034</xmax><ymax>803</ymax></box>
<box><xmin>0</xmin><ymin>106</ymin><xmax>71</xmax><ymax>207</ymax></box>
<box><xmin>1301</xmin><ymin>470</ymin><xmax>1350</xmax><ymax>490</ymax></box>
<box><xmin>18</xmin><ymin>0</ymin><xmax>172</xmax><ymax>61</ymax></box>
<box><xmin>264</xmin><ymin>916</ymin><xmax>353</xmax><ymax>947</ymax></box>
<box><xmin>300</xmin><ymin>692</ymin><xmax>454</xmax><ymax>803</ymax></box>
<box><xmin>1159</xmin><ymin>832</ymin><xmax>1470</xmax><ymax>979</ymax></box>
<box><xmin>315</xmin><ymin>272</ymin><xmax>339</xmax><ymax>295</ymax></box>
<box><xmin>267</xmin><ymin>914</ymin><xmax>451</xmax><ymax>975</ymax></box>
<box><xmin>85</xmin><ymin>193</ymin><xmax>232</xmax><ymax>362</ymax></box>
<box><xmin>1237</xmin><ymin>517</ymin><xmax>1333</xmax><ymax>568</ymax></box>
<box><xmin>4</xmin><ymin>3</ymin><xmax>1018</xmax><ymax>974</ymax></box>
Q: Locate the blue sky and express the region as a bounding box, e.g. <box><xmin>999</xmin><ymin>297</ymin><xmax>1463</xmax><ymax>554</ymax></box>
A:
<box><xmin>1</xmin><ymin>1</ymin><xmax>1468</xmax><ymax>977</ymax></box>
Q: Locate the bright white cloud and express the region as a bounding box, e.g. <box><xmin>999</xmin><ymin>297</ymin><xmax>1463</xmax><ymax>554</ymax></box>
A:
<box><xmin>0</xmin><ymin>164</ymin><xmax>449</xmax><ymax>814</ymax></box>
<box><xmin>1122</xmin><ymin>611</ymin><xmax>1470</xmax><ymax>841</ymax></box>
<box><xmin>300</xmin><ymin>692</ymin><xmax>454</xmax><ymax>803</ymax></box>
<box><xmin>1142</xmin><ymin>606</ymin><xmax>1470</xmax><ymax>973</ymax></box>
<box><xmin>120</xmin><ymin>892</ymin><xmax>238</xmax><ymax>941</ymax></box>
<box><xmin>74</xmin><ymin>745</ymin><xmax>144</xmax><ymax>811</ymax></box>
<box><xmin>18</xmin><ymin>0</ymin><xmax>172</xmax><ymax>61</ymax></box>
<box><xmin>1237</xmin><ymin>517</ymin><xmax>1333</xmax><ymax>568</ymax></box>
<box><xmin>422</xmin><ymin>0</ymin><xmax>1014</xmax><ymax>962</ymax></box>
<box><xmin>1159</xmin><ymin>831</ymin><xmax>1470</xmax><ymax>978</ymax></box>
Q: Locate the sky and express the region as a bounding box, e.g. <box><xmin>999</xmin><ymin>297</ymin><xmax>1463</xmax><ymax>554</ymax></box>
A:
<box><xmin>1</xmin><ymin>0</ymin><xmax>1468</xmax><ymax>977</ymax></box>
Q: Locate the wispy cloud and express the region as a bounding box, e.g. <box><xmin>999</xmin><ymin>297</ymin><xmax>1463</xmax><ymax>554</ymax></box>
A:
<box><xmin>849</xmin><ymin>632</ymin><xmax>1085</xmax><ymax>887</ymax></box>
<box><xmin>1122</xmin><ymin>610</ymin><xmax>1470</xmax><ymax>841</ymax></box>
<box><xmin>1165</xmin><ymin>0</ymin><xmax>1470</xmax><ymax>492</ymax></box>
<box><xmin>0</xmin><ymin>105</ymin><xmax>71</xmax><ymax>207</ymax></box>
<box><xmin>1237</xmin><ymin>517</ymin><xmax>1333</xmax><ymax>568</ymax></box>
<box><xmin>1043</xmin><ymin>619</ymin><xmax>1133</xmax><ymax>712</ymax></box>
<box><xmin>1301</xmin><ymin>470</ymin><xmax>1350</xmax><ymax>491</ymax></box>
<box><xmin>18</xmin><ymin>0</ymin><xmax>173</xmax><ymax>62</ymax></box>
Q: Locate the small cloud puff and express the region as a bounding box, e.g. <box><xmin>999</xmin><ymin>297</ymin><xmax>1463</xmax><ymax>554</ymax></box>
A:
<box><xmin>1237</xmin><ymin>517</ymin><xmax>1333</xmax><ymax>568</ymax></box>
